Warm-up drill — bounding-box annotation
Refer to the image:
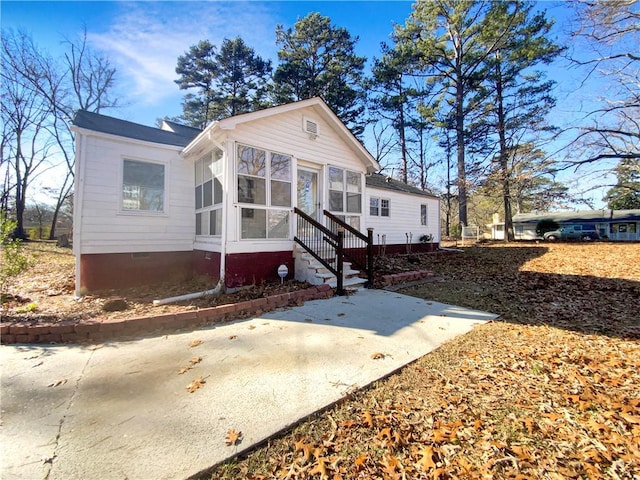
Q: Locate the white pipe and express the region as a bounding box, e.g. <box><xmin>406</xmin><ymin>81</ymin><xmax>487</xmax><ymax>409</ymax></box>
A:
<box><xmin>153</xmin><ymin>281</ymin><xmax>222</xmax><ymax>306</ymax></box>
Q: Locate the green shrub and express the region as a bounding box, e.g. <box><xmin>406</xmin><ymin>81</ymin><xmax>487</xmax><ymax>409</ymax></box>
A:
<box><xmin>1</xmin><ymin>215</ymin><xmax>31</xmax><ymax>301</ymax></box>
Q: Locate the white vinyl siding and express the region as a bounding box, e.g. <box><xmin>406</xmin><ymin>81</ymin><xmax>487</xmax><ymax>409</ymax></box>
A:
<box><xmin>76</xmin><ymin>135</ymin><xmax>194</xmax><ymax>254</ymax></box>
<box><xmin>366</xmin><ymin>188</ymin><xmax>439</xmax><ymax>245</ymax></box>
<box><xmin>222</xmin><ymin>107</ymin><xmax>368</xmax><ymax>253</ymax></box>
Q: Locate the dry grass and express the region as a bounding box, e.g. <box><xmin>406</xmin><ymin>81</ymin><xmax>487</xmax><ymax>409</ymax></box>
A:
<box><xmin>204</xmin><ymin>242</ymin><xmax>640</xmax><ymax>480</ymax></box>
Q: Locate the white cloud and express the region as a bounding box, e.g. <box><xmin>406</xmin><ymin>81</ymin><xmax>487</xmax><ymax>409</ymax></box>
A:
<box><xmin>87</xmin><ymin>2</ymin><xmax>278</xmax><ymax>108</ymax></box>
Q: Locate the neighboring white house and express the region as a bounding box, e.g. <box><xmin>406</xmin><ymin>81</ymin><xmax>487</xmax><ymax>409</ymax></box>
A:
<box><xmin>72</xmin><ymin>98</ymin><xmax>440</xmax><ymax>294</ymax></box>
<box><xmin>488</xmin><ymin>210</ymin><xmax>640</xmax><ymax>241</ymax></box>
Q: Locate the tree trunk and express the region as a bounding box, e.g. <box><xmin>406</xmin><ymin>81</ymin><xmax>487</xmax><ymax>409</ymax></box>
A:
<box><xmin>495</xmin><ymin>55</ymin><xmax>514</xmax><ymax>242</ymax></box>
<box><xmin>398</xmin><ymin>80</ymin><xmax>408</xmax><ymax>184</ymax></box>
<box><xmin>456</xmin><ymin>78</ymin><xmax>467</xmax><ymax>228</ymax></box>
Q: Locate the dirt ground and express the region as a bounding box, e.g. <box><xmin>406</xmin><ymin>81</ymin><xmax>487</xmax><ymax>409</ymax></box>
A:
<box><xmin>1</xmin><ymin>241</ymin><xmax>310</xmax><ymax>324</ymax></box>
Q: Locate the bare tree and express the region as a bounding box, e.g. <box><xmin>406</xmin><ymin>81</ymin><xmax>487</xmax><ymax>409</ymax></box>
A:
<box><xmin>1</xmin><ymin>28</ymin><xmax>118</xmax><ymax>239</ymax></box>
<box><xmin>566</xmin><ymin>0</ymin><xmax>639</xmax><ymax>166</ymax></box>
<box><xmin>1</xmin><ymin>31</ymin><xmax>56</xmax><ymax>238</ymax></box>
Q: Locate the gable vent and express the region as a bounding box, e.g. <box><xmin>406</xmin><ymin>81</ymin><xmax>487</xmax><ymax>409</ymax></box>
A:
<box><xmin>303</xmin><ymin>117</ymin><xmax>319</xmax><ymax>138</ymax></box>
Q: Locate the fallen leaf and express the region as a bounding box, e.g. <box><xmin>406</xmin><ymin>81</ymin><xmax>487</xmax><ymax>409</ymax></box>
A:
<box><xmin>415</xmin><ymin>445</ymin><xmax>437</xmax><ymax>471</ymax></box>
<box><xmin>308</xmin><ymin>457</ymin><xmax>330</xmax><ymax>477</ymax></box>
<box><xmin>186</xmin><ymin>377</ymin><xmax>206</xmax><ymax>393</ymax></box>
<box><xmin>178</xmin><ymin>367</ymin><xmax>192</xmax><ymax>375</ymax></box>
<box><xmin>188</xmin><ymin>339</ymin><xmax>203</xmax><ymax>348</ymax></box>
<box><xmin>47</xmin><ymin>379</ymin><xmax>67</xmax><ymax>388</ymax></box>
<box><xmin>248</xmin><ymin>325</ymin><xmax>256</xmax><ymax>330</ymax></box>
<box><xmin>190</xmin><ymin>356</ymin><xmax>202</xmax><ymax>365</ymax></box>
<box><xmin>225</xmin><ymin>428</ymin><xmax>243</xmax><ymax>446</ymax></box>
<box><xmin>228</xmin><ymin>335</ymin><xmax>237</xmax><ymax>340</ymax></box>
<box><xmin>371</xmin><ymin>352</ymin><xmax>385</xmax><ymax>360</ymax></box>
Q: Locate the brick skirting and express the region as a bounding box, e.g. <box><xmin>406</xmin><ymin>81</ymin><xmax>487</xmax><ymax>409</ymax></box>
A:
<box><xmin>1</xmin><ymin>271</ymin><xmax>437</xmax><ymax>345</ymax></box>
<box><xmin>378</xmin><ymin>269</ymin><xmax>435</xmax><ymax>286</ymax></box>
<box><xmin>1</xmin><ymin>284</ymin><xmax>334</xmax><ymax>345</ymax></box>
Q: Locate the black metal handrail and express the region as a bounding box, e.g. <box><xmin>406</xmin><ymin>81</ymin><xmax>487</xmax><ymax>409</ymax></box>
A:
<box><xmin>323</xmin><ymin>210</ymin><xmax>374</xmax><ymax>287</ymax></box>
<box><xmin>293</xmin><ymin>207</ymin><xmax>344</xmax><ymax>295</ymax></box>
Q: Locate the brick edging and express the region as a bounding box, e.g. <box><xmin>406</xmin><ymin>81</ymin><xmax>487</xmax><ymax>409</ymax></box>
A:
<box><xmin>0</xmin><ymin>284</ymin><xmax>334</xmax><ymax>345</ymax></box>
<box><xmin>379</xmin><ymin>269</ymin><xmax>435</xmax><ymax>286</ymax></box>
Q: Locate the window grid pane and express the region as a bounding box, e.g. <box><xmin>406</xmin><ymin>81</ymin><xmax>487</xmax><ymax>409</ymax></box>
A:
<box><xmin>241</xmin><ymin>208</ymin><xmax>267</xmax><ymax>239</ymax></box>
<box><xmin>370</xmin><ymin>197</ymin><xmax>379</xmax><ymax>216</ymax></box>
<box><xmin>268</xmin><ymin>210</ymin><xmax>289</xmax><ymax>238</ymax></box>
<box><xmin>381</xmin><ymin>199</ymin><xmax>390</xmax><ymax>217</ymax></box>
<box><xmin>237</xmin><ymin>145</ymin><xmax>266</xmax><ymax>177</ymax></box>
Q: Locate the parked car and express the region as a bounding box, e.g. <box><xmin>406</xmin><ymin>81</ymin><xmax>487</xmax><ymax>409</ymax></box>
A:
<box><xmin>543</xmin><ymin>224</ymin><xmax>599</xmax><ymax>241</ymax></box>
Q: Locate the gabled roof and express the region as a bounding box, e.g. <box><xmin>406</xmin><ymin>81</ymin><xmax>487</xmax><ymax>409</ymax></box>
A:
<box><xmin>513</xmin><ymin>209</ymin><xmax>640</xmax><ymax>224</ymax></box>
<box><xmin>72</xmin><ymin>110</ymin><xmax>200</xmax><ymax>147</ymax></box>
<box><xmin>183</xmin><ymin>97</ymin><xmax>380</xmax><ymax>172</ymax></box>
<box><xmin>366</xmin><ymin>173</ymin><xmax>439</xmax><ymax>199</ymax></box>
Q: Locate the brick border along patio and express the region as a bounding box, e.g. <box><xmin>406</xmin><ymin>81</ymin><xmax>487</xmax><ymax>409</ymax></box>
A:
<box><xmin>0</xmin><ymin>270</ymin><xmax>434</xmax><ymax>345</ymax></box>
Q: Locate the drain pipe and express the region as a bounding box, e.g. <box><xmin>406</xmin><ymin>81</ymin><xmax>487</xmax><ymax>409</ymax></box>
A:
<box><xmin>152</xmin><ymin>282</ymin><xmax>222</xmax><ymax>306</ymax></box>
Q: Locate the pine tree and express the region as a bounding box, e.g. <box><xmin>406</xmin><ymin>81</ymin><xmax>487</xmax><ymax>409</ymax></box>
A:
<box><xmin>481</xmin><ymin>0</ymin><xmax>563</xmax><ymax>240</ymax></box>
<box><xmin>175</xmin><ymin>37</ymin><xmax>272</xmax><ymax>127</ymax></box>
<box><xmin>273</xmin><ymin>13</ymin><xmax>367</xmax><ymax>136</ymax></box>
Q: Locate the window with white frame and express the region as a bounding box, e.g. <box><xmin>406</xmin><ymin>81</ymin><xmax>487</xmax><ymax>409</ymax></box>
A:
<box><xmin>237</xmin><ymin>144</ymin><xmax>291</xmax><ymax>239</ymax></box>
<box><xmin>195</xmin><ymin>148</ymin><xmax>224</xmax><ymax>236</ymax></box>
<box><xmin>328</xmin><ymin>166</ymin><xmax>362</xmax><ymax>230</ymax></box>
<box><xmin>370</xmin><ymin>197</ymin><xmax>390</xmax><ymax>217</ymax></box>
<box><xmin>420</xmin><ymin>204</ymin><xmax>428</xmax><ymax>226</ymax></box>
<box><xmin>122</xmin><ymin>159</ymin><xmax>165</xmax><ymax>212</ymax></box>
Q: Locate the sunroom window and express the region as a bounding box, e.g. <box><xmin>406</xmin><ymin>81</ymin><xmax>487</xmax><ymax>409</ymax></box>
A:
<box><xmin>237</xmin><ymin>144</ymin><xmax>291</xmax><ymax>239</ymax></box>
<box><xmin>195</xmin><ymin>148</ymin><xmax>223</xmax><ymax>236</ymax></box>
<box><xmin>328</xmin><ymin>166</ymin><xmax>362</xmax><ymax>230</ymax></box>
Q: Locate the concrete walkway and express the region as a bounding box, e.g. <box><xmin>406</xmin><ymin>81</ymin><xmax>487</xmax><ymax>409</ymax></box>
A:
<box><xmin>1</xmin><ymin>289</ymin><xmax>497</xmax><ymax>480</ymax></box>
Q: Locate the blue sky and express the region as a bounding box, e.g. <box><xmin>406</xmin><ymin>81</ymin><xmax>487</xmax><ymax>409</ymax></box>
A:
<box><xmin>1</xmin><ymin>1</ymin><xmax>613</xmax><ymax>208</ymax></box>
<box><xmin>2</xmin><ymin>1</ymin><xmax>419</xmax><ymax>125</ymax></box>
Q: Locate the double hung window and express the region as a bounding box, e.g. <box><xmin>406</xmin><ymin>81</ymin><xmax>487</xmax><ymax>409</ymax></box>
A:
<box><xmin>370</xmin><ymin>197</ymin><xmax>390</xmax><ymax>217</ymax></box>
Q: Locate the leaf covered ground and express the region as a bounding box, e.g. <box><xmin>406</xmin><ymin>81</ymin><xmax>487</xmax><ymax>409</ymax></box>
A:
<box><xmin>1</xmin><ymin>241</ymin><xmax>309</xmax><ymax>324</ymax></box>
<box><xmin>205</xmin><ymin>242</ymin><xmax>640</xmax><ymax>480</ymax></box>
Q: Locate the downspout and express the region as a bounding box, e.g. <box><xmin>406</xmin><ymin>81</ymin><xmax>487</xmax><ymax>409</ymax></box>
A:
<box><xmin>153</xmin><ymin>138</ymin><xmax>228</xmax><ymax>306</ymax></box>
<box><xmin>73</xmin><ymin>133</ymin><xmax>86</xmax><ymax>298</ymax></box>
<box><xmin>218</xmin><ymin>139</ymin><xmax>228</xmax><ymax>293</ymax></box>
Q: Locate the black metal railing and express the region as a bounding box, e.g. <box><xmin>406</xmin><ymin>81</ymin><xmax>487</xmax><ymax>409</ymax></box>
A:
<box><xmin>294</xmin><ymin>207</ymin><xmax>345</xmax><ymax>295</ymax></box>
<box><xmin>324</xmin><ymin>210</ymin><xmax>374</xmax><ymax>287</ymax></box>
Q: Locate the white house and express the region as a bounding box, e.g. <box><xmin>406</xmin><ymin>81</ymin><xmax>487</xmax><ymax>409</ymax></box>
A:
<box><xmin>488</xmin><ymin>210</ymin><xmax>640</xmax><ymax>241</ymax></box>
<box><xmin>72</xmin><ymin>98</ymin><xmax>440</xmax><ymax>294</ymax></box>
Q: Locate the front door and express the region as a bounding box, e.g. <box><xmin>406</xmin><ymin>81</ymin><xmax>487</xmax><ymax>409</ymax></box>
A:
<box><xmin>297</xmin><ymin>166</ymin><xmax>321</xmax><ymax>239</ymax></box>
<box><xmin>297</xmin><ymin>167</ymin><xmax>320</xmax><ymax>220</ymax></box>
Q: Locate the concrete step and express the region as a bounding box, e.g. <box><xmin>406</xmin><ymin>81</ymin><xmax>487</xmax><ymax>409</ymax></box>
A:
<box><xmin>327</xmin><ymin>275</ymin><xmax>367</xmax><ymax>290</ymax></box>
